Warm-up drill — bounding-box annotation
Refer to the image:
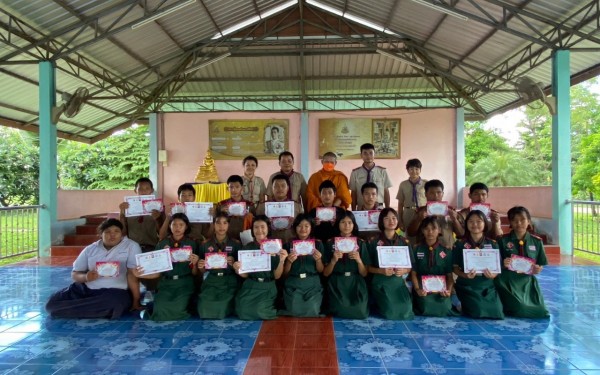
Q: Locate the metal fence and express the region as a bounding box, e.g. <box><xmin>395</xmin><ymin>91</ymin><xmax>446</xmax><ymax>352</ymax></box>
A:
<box><xmin>0</xmin><ymin>205</ymin><xmax>42</xmax><ymax>260</ymax></box>
<box><xmin>571</xmin><ymin>200</ymin><xmax>600</xmax><ymax>256</ymax></box>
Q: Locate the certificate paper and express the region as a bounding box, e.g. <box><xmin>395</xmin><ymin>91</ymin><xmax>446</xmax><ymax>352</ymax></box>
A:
<box><xmin>265</xmin><ymin>201</ymin><xmax>294</xmax><ymax>218</ymax></box>
<box><xmin>205</xmin><ymin>253</ymin><xmax>228</xmax><ymax>269</ymax></box>
<box><xmin>170</xmin><ymin>203</ymin><xmax>186</xmax><ymax>215</ymax></box>
<box><xmin>293</xmin><ymin>240</ymin><xmax>315</xmax><ymax>256</ymax></box>
<box><xmin>238</xmin><ymin>250</ymin><xmax>271</xmax><ymax>274</ymax></box>
<box><xmin>185</xmin><ymin>202</ymin><xmax>213</xmax><ymax>223</ymax></box>
<box><xmin>463</xmin><ymin>249</ymin><xmax>501</xmax><ymax>273</ymax></box>
<box><xmin>124</xmin><ymin>195</ymin><xmax>155</xmax><ymax>217</ymax></box>
<box><xmin>427</xmin><ymin>201</ymin><xmax>449</xmax><ymax>216</ymax></box>
<box><xmin>170</xmin><ymin>246</ymin><xmax>192</xmax><ymax>263</ymax></box>
<box><xmin>422</xmin><ymin>275</ymin><xmax>447</xmax><ymax>293</ymax></box>
<box><xmin>354</xmin><ymin>211</ymin><xmax>379</xmax><ymax>231</ymax></box>
<box><xmin>508</xmin><ymin>254</ymin><xmax>535</xmax><ymax>275</ymax></box>
<box><xmin>227</xmin><ymin>201</ymin><xmax>247</xmax><ymax>216</ymax></box>
<box><xmin>96</xmin><ymin>261</ymin><xmax>120</xmax><ymax>277</ymax></box>
<box><xmin>142</xmin><ymin>199</ymin><xmax>164</xmax><ymax>213</ymax></box>
<box><xmin>316</xmin><ymin>207</ymin><xmax>336</xmax><ymax>222</ymax></box>
<box><xmin>470</xmin><ymin>203</ymin><xmax>491</xmax><ymax>218</ymax></box>
<box><xmin>377</xmin><ymin>246</ymin><xmax>412</xmax><ymax>268</ymax></box>
<box><xmin>135</xmin><ymin>249</ymin><xmax>173</xmax><ymax>276</ymax></box>
<box><xmin>335</xmin><ymin>237</ymin><xmax>358</xmax><ymax>253</ymax></box>
<box><xmin>271</xmin><ymin>217</ymin><xmax>292</xmax><ymax>230</ymax></box>
<box><xmin>260</xmin><ymin>239</ymin><xmax>282</xmax><ymax>254</ymax></box>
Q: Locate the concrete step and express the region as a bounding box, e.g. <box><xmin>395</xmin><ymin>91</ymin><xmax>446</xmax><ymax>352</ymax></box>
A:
<box><xmin>64</xmin><ymin>234</ymin><xmax>98</xmax><ymax>246</ymax></box>
<box><xmin>545</xmin><ymin>245</ymin><xmax>560</xmax><ymax>255</ymax></box>
<box><xmin>85</xmin><ymin>216</ymin><xmax>107</xmax><ymax>225</ymax></box>
<box><xmin>76</xmin><ymin>225</ymin><xmax>98</xmax><ymax>235</ymax></box>
<box><xmin>51</xmin><ymin>245</ymin><xmax>85</xmax><ymax>257</ymax></box>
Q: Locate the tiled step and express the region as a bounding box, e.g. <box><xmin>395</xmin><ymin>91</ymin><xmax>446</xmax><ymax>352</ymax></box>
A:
<box><xmin>545</xmin><ymin>245</ymin><xmax>560</xmax><ymax>255</ymax></box>
<box><xmin>50</xmin><ymin>245</ymin><xmax>85</xmax><ymax>257</ymax></box>
<box><xmin>85</xmin><ymin>216</ymin><xmax>107</xmax><ymax>225</ymax></box>
<box><xmin>64</xmin><ymin>234</ymin><xmax>98</xmax><ymax>246</ymax></box>
<box><xmin>76</xmin><ymin>225</ymin><xmax>98</xmax><ymax>235</ymax></box>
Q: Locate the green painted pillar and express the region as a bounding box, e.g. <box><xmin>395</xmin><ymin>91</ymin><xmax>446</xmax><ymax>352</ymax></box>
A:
<box><xmin>148</xmin><ymin>113</ymin><xmax>159</xmax><ymax>194</ymax></box>
<box><xmin>456</xmin><ymin>107</ymin><xmax>466</xmax><ymax>209</ymax></box>
<box><xmin>551</xmin><ymin>49</ymin><xmax>572</xmax><ymax>255</ymax></box>
<box><xmin>300</xmin><ymin>111</ymin><xmax>309</xmax><ymax>178</ymax></box>
<box><xmin>38</xmin><ymin>61</ymin><xmax>57</xmax><ymax>257</ymax></box>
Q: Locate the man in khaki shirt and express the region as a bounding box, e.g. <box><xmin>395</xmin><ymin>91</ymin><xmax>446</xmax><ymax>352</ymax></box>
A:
<box><xmin>266</xmin><ymin>151</ymin><xmax>308</xmax><ymax>212</ymax></box>
<box><xmin>349</xmin><ymin>143</ymin><xmax>392</xmax><ymax>210</ymax></box>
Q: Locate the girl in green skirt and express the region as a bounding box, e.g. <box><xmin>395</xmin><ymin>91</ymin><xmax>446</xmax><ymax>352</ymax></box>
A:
<box><xmin>134</xmin><ymin>213</ymin><xmax>199</xmax><ymax>321</ymax></box>
<box><xmin>197</xmin><ymin>212</ymin><xmax>241</xmax><ymax>319</ymax></box>
<box><xmin>495</xmin><ymin>206</ymin><xmax>549</xmax><ymax>318</ymax></box>
<box><xmin>233</xmin><ymin>215</ymin><xmax>288</xmax><ymax>320</ymax></box>
<box><xmin>323</xmin><ymin>211</ymin><xmax>370</xmax><ymax>319</ymax></box>
<box><xmin>367</xmin><ymin>208</ymin><xmax>414</xmax><ymax>320</ymax></box>
<box><xmin>453</xmin><ymin>210</ymin><xmax>504</xmax><ymax>319</ymax></box>
<box><xmin>280</xmin><ymin>214</ymin><xmax>325</xmax><ymax>317</ymax></box>
<box><xmin>411</xmin><ymin>216</ymin><xmax>455</xmax><ymax>317</ymax></box>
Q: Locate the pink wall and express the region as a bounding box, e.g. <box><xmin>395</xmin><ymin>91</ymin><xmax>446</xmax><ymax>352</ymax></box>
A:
<box><xmin>461</xmin><ymin>186</ymin><xmax>552</xmax><ymax>218</ymax></box>
<box><xmin>160</xmin><ymin>109</ymin><xmax>457</xmax><ymax>208</ymax></box>
<box><xmin>58</xmin><ymin>190</ymin><xmax>128</xmax><ymax>220</ymax></box>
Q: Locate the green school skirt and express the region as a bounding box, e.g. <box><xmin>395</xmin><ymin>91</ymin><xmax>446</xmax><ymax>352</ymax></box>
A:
<box><xmin>327</xmin><ymin>273</ymin><xmax>368</xmax><ymax>319</ymax></box>
<box><xmin>280</xmin><ymin>275</ymin><xmax>323</xmax><ymax>317</ymax></box>
<box><xmin>413</xmin><ymin>290</ymin><xmax>454</xmax><ymax>317</ymax></box>
<box><xmin>371</xmin><ymin>274</ymin><xmax>414</xmax><ymax>320</ymax></box>
<box><xmin>197</xmin><ymin>273</ymin><xmax>238</xmax><ymax>319</ymax></box>
<box><xmin>235</xmin><ymin>278</ymin><xmax>277</xmax><ymax>320</ymax></box>
<box><xmin>494</xmin><ymin>271</ymin><xmax>549</xmax><ymax>318</ymax></box>
<box><xmin>455</xmin><ymin>277</ymin><xmax>504</xmax><ymax>319</ymax></box>
<box><xmin>150</xmin><ymin>276</ymin><xmax>194</xmax><ymax>321</ymax></box>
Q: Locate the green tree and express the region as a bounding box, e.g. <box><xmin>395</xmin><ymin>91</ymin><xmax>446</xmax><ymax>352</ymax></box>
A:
<box><xmin>0</xmin><ymin>128</ymin><xmax>39</xmax><ymax>206</ymax></box>
<box><xmin>573</xmin><ymin>132</ymin><xmax>600</xmax><ymax>200</ymax></box>
<box><xmin>464</xmin><ymin>121</ymin><xmax>511</xmax><ymax>180</ymax></box>
<box><xmin>469</xmin><ymin>150</ymin><xmax>539</xmax><ymax>186</ymax></box>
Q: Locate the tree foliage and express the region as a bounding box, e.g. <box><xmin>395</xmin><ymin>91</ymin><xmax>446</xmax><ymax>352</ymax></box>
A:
<box><xmin>464</xmin><ymin>121</ymin><xmax>511</xmax><ymax>180</ymax></box>
<box><xmin>0</xmin><ymin>128</ymin><xmax>39</xmax><ymax>207</ymax></box>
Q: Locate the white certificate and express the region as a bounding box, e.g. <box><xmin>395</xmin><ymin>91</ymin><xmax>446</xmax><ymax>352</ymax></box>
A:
<box><xmin>205</xmin><ymin>253</ymin><xmax>228</xmax><ymax>269</ymax></box>
<box><xmin>469</xmin><ymin>203</ymin><xmax>491</xmax><ymax>218</ymax></box>
<box><xmin>427</xmin><ymin>201</ymin><xmax>448</xmax><ymax>216</ymax></box>
<box><xmin>260</xmin><ymin>239</ymin><xmax>282</xmax><ymax>254</ymax></box>
<box><xmin>293</xmin><ymin>240</ymin><xmax>315</xmax><ymax>256</ymax></box>
<box><xmin>335</xmin><ymin>237</ymin><xmax>358</xmax><ymax>253</ymax></box>
<box><xmin>124</xmin><ymin>195</ymin><xmax>155</xmax><ymax>217</ymax></box>
<box><xmin>135</xmin><ymin>249</ymin><xmax>173</xmax><ymax>276</ymax></box>
<box><xmin>265</xmin><ymin>201</ymin><xmax>295</xmax><ymax>218</ymax></box>
<box><xmin>354</xmin><ymin>211</ymin><xmax>379</xmax><ymax>231</ymax></box>
<box><xmin>227</xmin><ymin>202</ymin><xmax>247</xmax><ymax>216</ymax></box>
<box><xmin>271</xmin><ymin>217</ymin><xmax>292</xmax><ymax>230</ymax></box>
<box><xmin>170</xmin><ymin>246</ymin><xmax>192</xmax><ymax>263</ymax></box>
<box><xmin>142</xmin><ymin>199</ymin><xmax>163</xmax><ymax>213</ymax></box>
<box><xmin>463</xmin><ymin>249</ymin><xmax>501</xmax><ymax>273</ymax></box>
<box><xmin>508</xmin><ymin>254</ymin><xmax>535</xmax><ymax>274</ymax></box>
<box><xmin>170</xmin><ymin>203</ymin><xmax>186</xmax><ymax>215</ymax></box>
<box><xmin>185</xmin><ymin>202</ymin><xmax>213</xmax><ymax>223</ymax></box>
<box><xmin>96</xmin><ymin>261</ymin><xmax>120</xmax><ymax>277</ymax></box>
<box><xmin>377</xmin><ymin>246</ymin><xmax>412</xmax><ymax>268</ymax></box>
<box><xmin>238</xmin><ymin>250</ymin><xmax>271</xmax><ymax>274</ymax></box>
<box><xmin>422</xmin><ymin>275</ymin><xmax>447</xmax><ymax>293</ymax></box>
<box><xmin>316</xmin><ymin>207</ymin><xmax>336</xmax><ymax>222</ymax></box>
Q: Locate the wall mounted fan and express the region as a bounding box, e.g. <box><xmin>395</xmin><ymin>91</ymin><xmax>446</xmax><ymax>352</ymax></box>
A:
<box><xmin>514</xmin><ymin>76</ymin><xmax>556</xmax><ymax>115</ymax></box>
<box><xmin>51</xmin><ymin>87</ymin><xmax>88</xmax><ymax>124</ymax></box>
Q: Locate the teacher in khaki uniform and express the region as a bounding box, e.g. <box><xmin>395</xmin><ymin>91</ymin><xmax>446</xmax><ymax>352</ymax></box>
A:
<box><xmin>349</xmin><ymin>143</ymin><xmax>393</xmax><ymax>210</ymax></box>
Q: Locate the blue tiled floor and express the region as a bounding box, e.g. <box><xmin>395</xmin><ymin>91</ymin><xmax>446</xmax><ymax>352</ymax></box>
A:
<box><xmin>0</xmin><ymin>265</ymin><xmax>599</xmax><ymax>374</ymax></box>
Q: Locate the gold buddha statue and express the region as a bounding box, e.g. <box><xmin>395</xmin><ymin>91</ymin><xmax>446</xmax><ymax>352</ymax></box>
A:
<box><xmin>195</xmin><ymin>149</ymin><xmax>220</xmax><ymax>183</ymax></box>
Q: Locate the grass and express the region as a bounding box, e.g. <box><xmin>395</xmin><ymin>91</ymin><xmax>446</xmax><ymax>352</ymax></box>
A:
<box><xmin>0</xmin><ymin>210</ymin><xmax>38</xmax><ymax>265</ymax></box>
<box><xmin>573</xmin><ymin>209</ymin><xmax>600</xmax><ymax>263</ymax></box>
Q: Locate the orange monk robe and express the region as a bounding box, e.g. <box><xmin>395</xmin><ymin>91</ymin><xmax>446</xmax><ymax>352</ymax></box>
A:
<box><xmin>306</xmin><ymin>169</ymin><xmax>352</xmax><ymax>212</ymax></box>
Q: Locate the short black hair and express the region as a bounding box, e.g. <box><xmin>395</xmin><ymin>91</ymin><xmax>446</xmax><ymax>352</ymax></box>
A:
<box><xmin>167</xmin><ymin>213</ymin><xmax>191</xmax><ymax>236</ymax></box>
<box><xmin>177</xmin><ymin>183</ymin><xmax>195</xmax><ymax>197</ymax></box>
<box><xmin>334</xmin><ymin>211</ymin><xmax>359</xmax><ymax>237</ymax></box>
<box><xmin>378</xmin><ymin>207</ymin><xmax>399</xmax><ymax>231</ymax></box>
<box><xmin>319</xmin><ymin>180</ymin><xmax>337</xmax><ymax>194</ymax></box>
<box><xmin>360</xmin><ymin>143</ymin><xmax>375</xmax><ymax>152</ymax></box>
<box><xmin>134</xmin><ymin>177</ymin><xmax>153</xmax><ymax>190</ymax></box>
<box><xmin>291</xmin><ymin>213</ymin><xmax>314</xmax><ymax>237</ymax></box>
<box><xmin>98</xmin><ymin>218</ymin><xmax>123</xmax><ymax>234</ymax></box>
<box><xmin>469</xmin><ymin>182</ymin><xmax>489</xmax><ymax>194</ymax></box>
<box><xmin>464</xmin><ymin>210</ymin><xmax>490</xmax><ymax>239</ymax></box>
<box><xmin>425</xmin><ymin>179</ymin><xmax>444</xmax><ymax>192</ymax></box>
<box><xmin>405</xmin><ymin>159</ymin><xmax>422</xmax><ymax>169</ymax></box>
<box><xmin>251</xmin><ymin>214</ymin><xmax>272</xmax><ymax>239</ymax></box>
<box><xmin>243</xmin><ymin>155</ymin><xmax>258</xmax><ymax>166</ymax></box>
<box><xmin>361</xmin><ymin>182</ymin><xmax>378</xmax><ymax>194</ymax></box>
<box><xmin>416</xmin><ymin>216</ymin><xmax>441</xmax><ymax>244</ymax></box>
<box><xmin>226</xmin><ymin>175</ymin><xmax>244</xmax><ymax>185</ymax></box>
<box><xmin>279</xmin><ymin>151</ymin><xmax>294</xmax><ymax>162</ymax></box>
<box><xmin>213</xmin><ymin>210</ymin><xmax>230</xmax><ymax>224</ymax></box>
<box><xmin>507</xmin><ymin>206</ymin><xmax>532</xmax><ymax>223</ymax></box>
<box><xmin>271</xmin><ymin>173</ymin><xmax>290</xmax><ymax>187</ymax></box>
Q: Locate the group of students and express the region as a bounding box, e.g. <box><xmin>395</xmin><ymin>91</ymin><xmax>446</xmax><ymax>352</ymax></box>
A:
<box><xmin>46</xmin><ymin>148</ymin><xmax>549</xmax><ymax>321</ymax></box>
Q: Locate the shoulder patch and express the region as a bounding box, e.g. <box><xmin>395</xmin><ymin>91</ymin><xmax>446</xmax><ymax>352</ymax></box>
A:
<box><xmin>375</xmin><ymin>166</ymin><xmax>386</xmax><ymax>170</ymax></box>
<box><xmin>351</xmin><ymin>166</ymin><xmax>362</xmax><ymax>171</ymax></box>
<box><xmin>531</xmin><ymin>233</ymin><xmax>542</xmax><ymax>240</ymax></box>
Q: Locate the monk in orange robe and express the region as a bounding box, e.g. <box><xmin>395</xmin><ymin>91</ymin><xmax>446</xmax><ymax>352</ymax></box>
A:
<box><xmin>306</xmin><ymin>152</ymin><xmax>351</xmax><ymax>212</ymax></box>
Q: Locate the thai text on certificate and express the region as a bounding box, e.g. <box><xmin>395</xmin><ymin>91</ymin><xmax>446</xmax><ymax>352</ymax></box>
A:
<box><xmin>185</xmin><ymin>202</ymin><xmax>213</xmax><ymax>223</ymax></box>
<box><xmin>124</xmin><ymin>195</ymin><xmax>155</xmax><ymax>217</ymax></box>
<box><xmin>377</xmin><ymin>246</ymin><xmax>412</xmax><ymax>268</ymax></box>
<box><xmin>463</xmin><ymin>249</ymin><xmax>501</xmax><ymax>273</ymax></box>
<box><xmin>135</xmin><ymin>249</ymin><xmax>173</xmax><ymax>276</ymax></box>
<box><xmin>265</xmin><ymin>201</ymin><xmax>294</xmax><ymax>218</ymax></box>
<box><xmin>238</xmin><ymin>250</ymin><xmax>271</xmax><ymax>274</ymax></box>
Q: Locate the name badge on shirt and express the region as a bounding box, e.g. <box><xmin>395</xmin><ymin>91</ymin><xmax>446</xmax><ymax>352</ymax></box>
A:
<box><xmin>225</xmin><ymin>246</ymin><xmax>233</xmax><ymax>252</ymax></box>
<box><xmin>484</xmin><ymin>244</ymin><xmax>493</xmax><ymax>249</ymax></box>
<box><xmin>528</xmin><ymin>245</ymin><xmax>536</xmax><ymax>252</ymax></box>
<box><xmin>416</xmin><ymin>252</ymin><xmax>425</xmax><ymax>259</ymax></box>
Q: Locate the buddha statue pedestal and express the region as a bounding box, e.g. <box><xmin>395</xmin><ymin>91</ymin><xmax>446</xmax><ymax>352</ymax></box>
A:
<box><xmin>195</xmin><ymin>150</ymin><xmax>220</xmax><ymax>183</ymax></box>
